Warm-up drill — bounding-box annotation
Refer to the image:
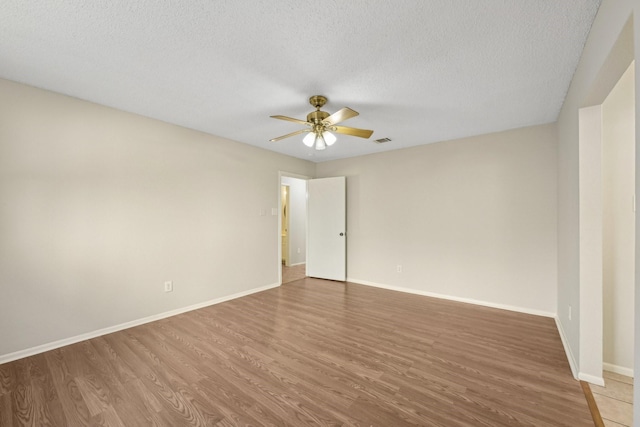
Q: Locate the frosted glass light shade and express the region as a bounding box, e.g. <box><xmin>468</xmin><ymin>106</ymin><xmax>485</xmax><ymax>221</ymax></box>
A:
<box><xmin>323</xmin><ymin>131</ymin><xmax>336</xmax><ymax>146</ymax></box>
<box><xmin>302</xmin><ymin>130</ymin><xmax>336</xmax><ymax>150</ymax></box>
<box><xmin>302</xmin><ymin>132</ymin><xmax>315</xmax><ymax>147</ymax></box>
<box><xmin>315</xmin><ymin>136</ymin><xmax>327</xmax><ymax>150</ymax></box>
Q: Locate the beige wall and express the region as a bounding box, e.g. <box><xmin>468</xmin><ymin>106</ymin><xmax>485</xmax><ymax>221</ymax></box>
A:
<box><xmin>0</xmin><ymin>78</ymin><xmax>315</xmax><ymax>359</ymax></box>
<box><xmin>0</xmin><ymin>77</ymin><xmax>561</xmax><ymax>361</ymax></box>
<box><xmin>316</xmin><ymin>124</ymin><xmax>558</xmax><ymax>314</ymax></box>
<box><xmin>603</xmin><ymin>61</ymin><xmax>635</xmax><ymax>375</ymax></box>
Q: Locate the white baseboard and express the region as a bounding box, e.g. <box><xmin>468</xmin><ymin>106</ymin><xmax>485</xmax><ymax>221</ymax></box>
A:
<box><xmin>603</xmin><ymin>362</ymin><xmax>634</xmax><ymax>378</ymax></box>
<box><xmin>0</xmin><ymin>282</ymin><xmax>280</xmax><ymax>365</ymax></box>
<box><xmin>554</xmin><ymin>316</ymin><xmax>579</xmax><ymax>380</ymax></box>
<box><xmin>346</xmin><ymin>279</ymin><xmax>586</xmax><ymax>382</ymax></box>
<box><xmin>289</xmin><ymin>262</ymin><xmax>306</xmax><ymax>267</ymax></box>
<box><xmin>346</xmin><ymin>278</ymin><xmax>556</xmax><ymax>318</ymax></box>
<box><xmin>579</xmin><ymin>372</ymin><xmax>605</xmax><ymax>386</ymax></box>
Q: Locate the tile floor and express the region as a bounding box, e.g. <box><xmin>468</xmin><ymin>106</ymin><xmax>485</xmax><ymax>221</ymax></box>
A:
<box><xmin>591</xmin><ymin>371</ymin><xmax>634</xmax><ymax>426</ymax></box>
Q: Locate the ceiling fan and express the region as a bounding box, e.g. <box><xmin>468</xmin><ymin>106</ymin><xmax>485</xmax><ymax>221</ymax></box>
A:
<box><xmin>269</xmin><ymin>95</ymin><xmax>374</xmax><ymax>150</ymax></box>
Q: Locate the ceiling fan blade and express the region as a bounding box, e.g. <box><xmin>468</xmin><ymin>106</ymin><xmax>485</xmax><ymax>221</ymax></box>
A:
<box><xmin>269</xmin><ymin>129</ymin><xmax>310</xmax><ymax>142</ymax></box>
<box><xmin>270</xmin><ymin>115</ymin><xmax>311</xmax><ymax>126</ymax></box>
<box><xmin>331</xmin><ymin>125</ymin><xmax>374</xmax><ymax>139</ymax></box>
<box><xmin>322</xmin><ymin>107</ymin><xmax>359</xmax><ymax>126</ymax></box>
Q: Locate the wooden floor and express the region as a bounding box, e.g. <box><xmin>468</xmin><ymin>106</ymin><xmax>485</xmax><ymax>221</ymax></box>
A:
<box><xmin>0</xmin><ymin>278</ymin><xmax>593</xmax><ymax>426</ymax></box>
<box><xmin>282</xmin><ymin>263</ymin><xmax>306</xmax><ymax>284</ymax></box>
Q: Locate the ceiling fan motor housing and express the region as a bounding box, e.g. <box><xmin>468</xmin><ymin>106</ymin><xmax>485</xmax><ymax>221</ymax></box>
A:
<box><xmin>307</xmin><ymin>110</ymin><xmax>330</xmax><ymax>124</ymax></box>
<box><xmin>307</xmin><ymin>95</ymin><xmax>330</xmax><ymax>124</ymax></box>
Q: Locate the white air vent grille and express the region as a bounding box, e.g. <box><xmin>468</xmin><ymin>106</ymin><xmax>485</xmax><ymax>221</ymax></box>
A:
<box><xmin>374</xmin><ymin>138</ymin><xmax>391</xmax><ymax>144</ymax></box>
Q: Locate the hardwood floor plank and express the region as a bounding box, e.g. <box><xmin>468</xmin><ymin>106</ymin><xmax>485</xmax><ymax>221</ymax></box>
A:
<box><xmin>0</xmin><ymin>393</ymin><xmax>12</xmax><ymax>426</ymax></box>
<box><xmin>75</xmin><ymin>375</ymin><xmax>113</xmax><ymax>417</ymax></box>
<box><xmin>11</xmin><ymin>383</ymin><xmax>36</xmax><ymax>426</ymax></box>
<box><xmin>1</xmin><ymin>279</ymin><xmax>594</xmax><ymax>426</ymax></box>
<box><xmin>88</xmin><ymin>338</ymin><xmax>137</xmax><ymax>386</ymax></box>
<box><xmin>27</xmin><ymin>355</ymin><xmax>66</xmax><ymax>426</ymax></box>
<box><xmin>86</xmin><ymin>405</ymin><xmax>125</xmax><ymax>427</ymax></box>
<box><xmin>281</xmin><ymin>264</ymin><xmax>306</xmax><ymax>284</ymax></box>
<box><xmin>4</xmin><ymin>355</ymin><xmax>59</xmax><ymax>427</ymax></box>
<box><xmin>119</xmin><ymin>329</ymin><xmax>225</xmax><ymax>427</ymax></box>
<box><xmin>175</xmin><ymin>386</ymin><xmax>225</xmax><ymax>426</ymax></box>
<box><xmin>28</xmin><ymin>378</ymin><xmax>63</xmax><ymax>426</ymax></box>
<box><xmin>95</xmin><ymin>337</ymin><xmax>177</xmax><ymax>427</ymax></box>
<box><xmin>73</xmin><ymin>341</ymin><xmax>153</xmax><ymax>425</ymax></box>
<box><xmin>192</xmin><ymin>375</ymin><xmax>264</xmax><ymax>426</ymax></box>
<box><xmin>44</xmin><ymin>350</ymin><xmax>91</xmax><ymax>426</ymax></box>
<box><xmin>347</xmin><ymin>395</ymin><xmax>436</xmax><ymax>427</ymax></box>
<box><xmin>0</xmin><ymin>363</ymin><xmax>14</xmax><ymax>397</ymax></box>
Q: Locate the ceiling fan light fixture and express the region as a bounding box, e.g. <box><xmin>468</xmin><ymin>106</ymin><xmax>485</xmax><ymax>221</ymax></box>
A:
<box><xmin>323</xmin><ymin>131</ymin><xmax>336</xmax><ymax>146</ymax></box>
<box><xmin>303</xmin><ymin>130</ymin><xmax>333</xmax><ymax>150</ymax></box>
<box><xmin>315</xmin><ymin>134</ymin><xmax>327</xmax><ymax>150</ymax></box>
<box><xmin>302</xmin><ymin>132</ymin><xmax>315</xmax><ymax>147</ymax></box>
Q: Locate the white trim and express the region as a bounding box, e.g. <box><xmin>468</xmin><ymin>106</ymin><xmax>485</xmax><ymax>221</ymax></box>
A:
<box><xmin>347</xmin><ymin>277</ymin><xmax>584</xmax><ymax>385</ymax></box>
<box><xmin>555</xmin><ymin>316</ymin><xmax>579</xmax><ymax>379</ymax></box>
<box><xmin>603</xmin><ymin>362</ymin><xmax>634</xmax><ymax>378</ymax></box>
<box><xmin>279</xmin><ymin>171</ymin><xmax>312</xmax><ymax>181</ymax></box>
<box><xmin>289</xmin><ymin>262</ymin><xmax>306</xmax><ymax>267</ymax></box>
<box><xmin>348</xmin><ymin>278</ymin><xmax>581</xmax><ymax>374</ymax></box>
<box><xmin>0</xmin><ymin>282</ymin><xmax>280</xmax><ymax>365</ymax></box>
<box><xmin>579</xmin><ymin>372</ymin><xmax>605</xmax><ymax>386</ymax></box>
<box><xmin>347</xmin><ymin>278</ymin><xmax>556</xmax><ymax>318</ymax></box>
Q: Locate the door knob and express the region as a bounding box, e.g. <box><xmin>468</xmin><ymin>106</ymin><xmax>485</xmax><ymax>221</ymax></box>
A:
<box><xmin>339</xmin><ymin>232</ymin><xmax>344</xmax><ymax>236</ymax></box>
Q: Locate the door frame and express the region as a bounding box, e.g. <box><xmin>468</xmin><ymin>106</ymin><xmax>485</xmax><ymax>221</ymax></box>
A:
<box><xmin>277</xmin><ymin>171</ymin><xmax>311</xmax><ymax>285</ymax></box>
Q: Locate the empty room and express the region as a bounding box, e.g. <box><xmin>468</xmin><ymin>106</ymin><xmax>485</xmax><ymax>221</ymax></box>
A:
<box><xmin>1</xmin><ymin>1</ymin><xmax>639</xmax><ymax>426</ymax></box>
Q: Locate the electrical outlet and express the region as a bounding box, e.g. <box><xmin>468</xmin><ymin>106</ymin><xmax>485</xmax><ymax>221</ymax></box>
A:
<box><xmin>164</xmin><ymin>281</ymin><xmax>173</xmax><ymax>293</ymax></box>
<box><xmin>397</xmin><ymin>265</ymin><xmax>402</xmax><ymax>273</ymax></box>
<box><xmin>297</xmin><ymin>248</ymin><xmax>301</xmax><ymax>254</ymax></box>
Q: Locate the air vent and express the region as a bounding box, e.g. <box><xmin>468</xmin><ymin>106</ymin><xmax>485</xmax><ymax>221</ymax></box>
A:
<box><xmin>374</xmin><ymin>137</ymin><xmax>391</xmax><ymax>144</ymax></box>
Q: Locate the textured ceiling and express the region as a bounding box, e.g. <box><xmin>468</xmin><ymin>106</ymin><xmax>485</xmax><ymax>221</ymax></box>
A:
<box><xmin>0</xmin><ymin>1</ymin><xmax>601</xmax><ymax>162</ymax></box>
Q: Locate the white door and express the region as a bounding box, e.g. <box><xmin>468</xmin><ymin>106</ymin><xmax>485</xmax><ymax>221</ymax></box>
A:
<box><xmin>307</xmin><ymin>176</ymin><xmax>346</xmax><ymax>281</ymax></box>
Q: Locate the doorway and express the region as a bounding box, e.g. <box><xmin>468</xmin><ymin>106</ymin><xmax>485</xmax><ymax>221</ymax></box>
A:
<box><xmin>578</xmin><ymin>17</ymin><xmax>636</xmax><ymax>389</ymax></box>
<box><xmin>281</xmin><ymin>184</ymin><xmax>290</xmax><ymax>266</ymax></box>
<box><xmin>602</xmin><ymin>61</ymin><xmax>635</xmax><ymax>380</ymax></box>
<box><xmin>279</xmin><ymin>174</ymin><xmax>309</xmax><ymax>284</ymax></box>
